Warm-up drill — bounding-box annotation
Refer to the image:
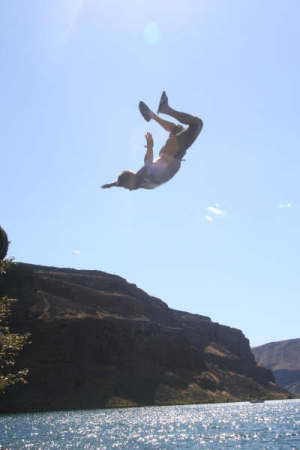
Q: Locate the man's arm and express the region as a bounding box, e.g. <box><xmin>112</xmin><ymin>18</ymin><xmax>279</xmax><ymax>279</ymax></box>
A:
<box><xmin>144</xmin><ymin>132</ymin><xmax>154</xmax><ymax>164</ymax></box>
<box><xmin>102</xmin><ymin>181</ymin><xmax>119</xmax><ymax>189</ymax></box>
<box><xmin>134</xmin><ymin>133</ymin><xmax>154</xmax><ymax>188</ymax></box>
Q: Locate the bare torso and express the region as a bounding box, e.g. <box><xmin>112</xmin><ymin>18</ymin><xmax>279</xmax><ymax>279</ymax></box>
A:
<box><xmin>136</xmin><ymin>155</ymin><xmax>181</xmax><ymax>190</ymax></box>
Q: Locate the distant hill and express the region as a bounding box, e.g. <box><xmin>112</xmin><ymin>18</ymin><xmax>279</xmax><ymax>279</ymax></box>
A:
<box><xmin>0</xmin><ymin>263</ymin><xmax>290</xmax><ymax>413</ymax></box>
<box><xmin>252</xmin><ymin>339</ymin><xmax>300</xmax><ymax>396</ymax></box>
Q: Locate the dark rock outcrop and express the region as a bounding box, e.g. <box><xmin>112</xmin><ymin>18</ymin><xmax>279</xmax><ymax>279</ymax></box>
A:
<box><xmin>0</xmin><ymin>263</ymin><xmax>290</xmax><ymax>412</ymax></box>
<box><xmin>0</xmin><ymin>226</ymin><xmax>9</xmax><ymax>261</ymax></box>
<box><xmin>252</xmin><ymin>339</ymin><xmax>300</xmax><ymax>396</ymax></box>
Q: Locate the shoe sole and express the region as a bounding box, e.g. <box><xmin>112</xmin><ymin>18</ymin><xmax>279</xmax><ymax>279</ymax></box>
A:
<box><xmin>139</xmin><ymin>101</ymin><xmax>151</xmax><ymax>122</ymax></box>
<box><xmin>157</xmin><ymin>91</ymin><xmax>167</xmax><ymax>114</ymax></box>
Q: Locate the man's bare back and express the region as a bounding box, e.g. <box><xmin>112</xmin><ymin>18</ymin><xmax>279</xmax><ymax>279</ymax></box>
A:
<box><xmin>102</xmin><ymin>92</ymin><xmax>203</xmax><ymax>191</ymax></box>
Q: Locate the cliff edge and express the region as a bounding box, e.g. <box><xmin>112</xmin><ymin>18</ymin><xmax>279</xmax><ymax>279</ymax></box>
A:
<box><xmin>0</xmin><ymin>263</ymin><xmax>290</xmax><ymax>412</ymax></box>
<box><xmin>253</xmin><ymin>339</ymin><xmax>300</xmax><ymax>396</ymax></box>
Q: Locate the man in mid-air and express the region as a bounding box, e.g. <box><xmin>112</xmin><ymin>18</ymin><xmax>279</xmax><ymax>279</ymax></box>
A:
<box><xmin>102</xmin><ymin>92</ymin><xmax>203</xmax><ymax>190</ymax></box>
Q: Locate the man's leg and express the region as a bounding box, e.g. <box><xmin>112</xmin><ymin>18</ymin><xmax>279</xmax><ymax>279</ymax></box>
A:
<box><xmin>139</xmin><ymin>100</ymin><xmax>178</xmax><ymax>133</ymax></box>
<box><xmin>149</xmin><ymin>111</ymin><xmax>178</xmax><ymax>133</ymax></box>
<box><xmin>158</xmin><ymin>91</ymin><xmax>203</xmax><ymax>129</ymax></box>
<box><xmin>158</xmin><ymin>92</ymin><xmax>203</xmax><ymax>157</ymax></box>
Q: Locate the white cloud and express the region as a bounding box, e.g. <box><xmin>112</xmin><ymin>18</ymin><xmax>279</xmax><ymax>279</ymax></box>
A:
<box><xmin>205</xmin><ymin>215</ymin><xmax>213</xmax><ymax>222</ymax></box>
<box><xmin>72</xmin><ymin>249</ymin><xmax>81</xmax><ymax>255</ymax></box>
<box><xmin>279</xmin><ymin>202</ymin><xmax>292</xmax><ymax>209</ymax></box>
<box><xmin>207</xmin><ymin>206</ymin><xmax>223</xmax><ymax>215</ymax></box>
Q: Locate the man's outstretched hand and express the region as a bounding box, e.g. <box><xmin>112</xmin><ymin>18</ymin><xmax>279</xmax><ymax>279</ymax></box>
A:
<box><xmin>102</xmin><ymin>182</ymin><xmax>118</xmax><ymax>189</ymax></box>
<box><xmin>145</xmin><ymin>132</ymin><xmax>153</xmax><ymax>148</ymax></box>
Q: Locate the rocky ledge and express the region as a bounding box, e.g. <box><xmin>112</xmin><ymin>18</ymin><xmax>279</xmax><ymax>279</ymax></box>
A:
<box><xmin>0</xmin><ymin>263</ymin><xmax>291</xmax><ymax>412</ymax></box>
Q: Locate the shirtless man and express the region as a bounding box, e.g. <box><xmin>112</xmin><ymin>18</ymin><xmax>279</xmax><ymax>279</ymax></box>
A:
<box><xmin>102</xmin><ymin>92</ymin><xmax>203</xmax><ymax>190</ymax></box>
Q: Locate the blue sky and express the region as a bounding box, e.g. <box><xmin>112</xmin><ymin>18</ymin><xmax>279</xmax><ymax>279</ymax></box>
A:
<box><xmin>1</xmin><ymin>0</ymin><xmax>300</xmax><ymax>347</ymax></box>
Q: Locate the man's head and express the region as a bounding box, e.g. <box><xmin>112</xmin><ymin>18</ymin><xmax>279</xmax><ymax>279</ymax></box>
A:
<box><xmin>117</xmin><ymin>171</ymin><xmax>137</xmax><ymax>190</ymax></box>
<box><xmin>101</xmin><ymin>171</ymin><xmax>137</xmax><ymax>190</ymax></box>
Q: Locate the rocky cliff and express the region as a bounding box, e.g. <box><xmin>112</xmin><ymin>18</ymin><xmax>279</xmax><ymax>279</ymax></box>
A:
<box><xmin>0</xmin><ymin>263</ymin><xmax>290</xmax><ymax>412</ymax></box>
<box><xmin>252</xmin><ymin>339</ymin><xmax>300</xmax><ymax>396</ymax></box>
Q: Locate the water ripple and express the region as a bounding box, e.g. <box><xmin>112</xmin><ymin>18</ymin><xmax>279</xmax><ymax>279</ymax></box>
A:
<box><xmin>1</xmin><ymin>399</ymin><xmax>300</xmax><ymax>449</ymax></box>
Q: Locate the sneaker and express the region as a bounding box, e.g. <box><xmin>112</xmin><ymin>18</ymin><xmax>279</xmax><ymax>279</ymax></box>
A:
<box><xmin>157</xmin><ymin>91</ymin><xmax>168</xmax><ymax>114</ymax></box>
<box><xmin>139</xmin><ymin>101</ymin><xmax>152</xmax><ymax>122</ymax></box>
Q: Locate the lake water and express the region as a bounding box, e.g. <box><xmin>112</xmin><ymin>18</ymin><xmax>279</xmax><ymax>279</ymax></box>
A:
<box><xmin>1</xmin><ymin>399</ymin><xmax>300</xmax><ymax>449</ymax></box>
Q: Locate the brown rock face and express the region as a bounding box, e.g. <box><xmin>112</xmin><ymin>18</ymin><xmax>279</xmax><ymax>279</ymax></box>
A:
<box><xmin>0</xmin><ymin>263</ymin><xmax>290</xmax><ymax>412</ymax></box>
<box><xmin>253</xmin><ymin>339</ymin><xmax>300</xmax><ymax>396</ymax></box>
